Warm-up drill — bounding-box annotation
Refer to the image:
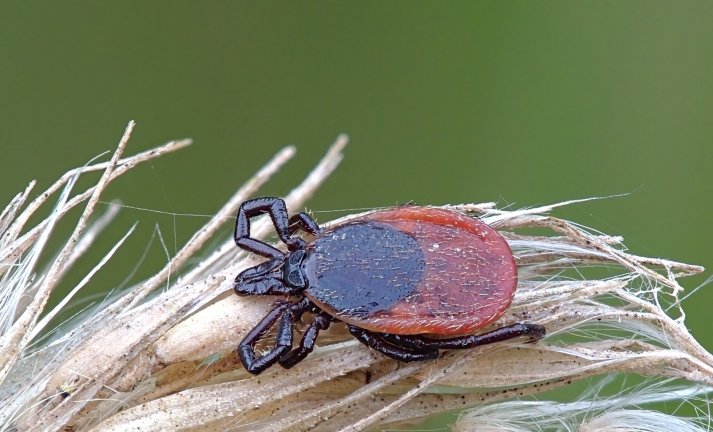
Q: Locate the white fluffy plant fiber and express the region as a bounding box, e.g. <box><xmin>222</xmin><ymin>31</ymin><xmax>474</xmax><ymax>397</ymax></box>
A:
<box><xmin>0</xmin><ymin>122</ymin><xmax>710</xmax><ymax>432</ymax></box>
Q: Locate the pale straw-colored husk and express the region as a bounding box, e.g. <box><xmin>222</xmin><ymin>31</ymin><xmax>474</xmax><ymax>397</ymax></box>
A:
<box><xmin>0</xmin><ymin>123</ymin><xmax>710</xmax><ymax>431</ymax></box>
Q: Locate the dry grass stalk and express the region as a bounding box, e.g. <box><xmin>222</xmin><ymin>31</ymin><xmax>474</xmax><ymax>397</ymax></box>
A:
<box><xmin>0</xmin><ymin>123</ymin><xmax>710</xmax><ymax>431</ymax></box>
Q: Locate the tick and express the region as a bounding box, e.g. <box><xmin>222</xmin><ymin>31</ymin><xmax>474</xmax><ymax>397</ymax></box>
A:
<box><xmin>233</xmin><ymin>197</ymin><xmax>545</xmax><ymax>374</ymax></box>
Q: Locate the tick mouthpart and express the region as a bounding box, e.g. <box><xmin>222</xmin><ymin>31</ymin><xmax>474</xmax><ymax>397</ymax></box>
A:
<box><xmin>283</xmin><ymin>249</ymin><xmax>308</xmax><ymax>289</ymax></box>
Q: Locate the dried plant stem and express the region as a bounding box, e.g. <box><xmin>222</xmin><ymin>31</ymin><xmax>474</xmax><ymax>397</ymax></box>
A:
<box><xmin>0</xmin><ymin>126</ymin><xmax>709</xmax><ymax>432</ymax></box>
<box><xmin>0</xmin><ymin>138</ymin><xmax>191</xmax><ymax>268</ymax></box>
<box><xmin>0</xmin><ymin>122</ymin><xmax>134</xmax><ymax>385</ymax></box>
<box><xmin>21</xmin><ymin>133</ymin><xmax>347</xmax><ymax>432</ymax></box>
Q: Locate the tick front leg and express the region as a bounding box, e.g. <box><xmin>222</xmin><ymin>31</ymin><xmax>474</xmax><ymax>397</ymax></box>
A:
<box><xmin>279</xmin><ymin>311</ymin><xmax>334</xmax><ymax>369</ymax></box>
<box><xmin>238</xmin><ymin>303</ymin><xmax>294</xmax><ymax>375</ymax></box>
<box><xmin>288</xmin><ymin>212</ymin><xmax>322</xmax><ymax>236</ymax></box>
<box><xmin>235</xmin><ymin>237</ymin><xmax>285</xmax><ymax>261</ymax></box>
<box><xmin>235</xmin><ymin>197</ymin><xmax>306</xmax><ymax>251</ymax></box>
<box><xmin>234</xmin><ymin>249</ymin><xmax>291</xmax><ymax>295</ymax></box>
<box><xmin>348</xmin><ymin>326</ymin><xmax>439</xmax><ymax>362</ymax></box>
<box><xmin>234</xmin><ymin>275</ymin><xmax>293</xmax><ymax>296</ymax></box>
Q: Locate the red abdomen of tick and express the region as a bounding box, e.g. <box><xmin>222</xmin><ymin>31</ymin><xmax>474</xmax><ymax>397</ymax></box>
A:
<box><xmin>302</xmin><ymin>206</ymin><xmax>517</xmax><ymax>336</ymax></box>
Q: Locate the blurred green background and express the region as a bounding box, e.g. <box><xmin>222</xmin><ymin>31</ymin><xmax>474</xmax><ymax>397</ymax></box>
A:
<box><xmin>1</xmin><ymin>1</ymin><xmax>711</xmax><ymax>428</ymax></box>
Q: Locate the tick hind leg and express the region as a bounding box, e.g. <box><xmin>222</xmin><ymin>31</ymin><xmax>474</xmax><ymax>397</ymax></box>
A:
<box><xmin>348</xmin><ymin>325</ymin><xmax>439</xmax><ymax>362</ymax></box>
<box><xmin>382</xmin><ymin>323</ymin><xmax>546</xmax><ymax>351</ymax></box>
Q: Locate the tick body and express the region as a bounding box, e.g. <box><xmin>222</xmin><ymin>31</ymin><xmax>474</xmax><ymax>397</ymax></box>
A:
<box><xmin>233</xmin><ymin>197</ymin><xmax>545</xmax><ymax>374</ymax></box>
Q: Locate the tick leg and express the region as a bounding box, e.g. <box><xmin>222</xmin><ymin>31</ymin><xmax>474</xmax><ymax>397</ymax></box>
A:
<box><xmin>235</xmin><ymin>237</ymin><xmax>285</xmax><ymax>261</ymax></box>
<box><xmin>348</xmin><ymin>325</ymin><xmax>439</xmax><ymax>362</ymax></box>
<box><xmin>279</xmin><ymin>311</ymin><xmax>334</xmax><ymax>369</ymax></box>
<box><xmin>234</xmin><ymin>250</ymin><xmax>291</xmax><ymax>295</ymax></box>
<box><xmin>238</xmin><ymin>303</ymin><xmax>294</xmax><ymax>375</ymax></box>
<box><xmin>233</xmin><ymin>199</ymin><xmax>293</xmax><ymax>293</ymax></box>
<box><xmin>382</xmin><ymin>323</ymin><xmax>546</xmax><ymax>350</ymax></box>
<box><xmin>235</xmin><ymin>197</ymin><xmax>307</xmax><ymax>251</ymax></box>
<box><xmin>234</xmin><ymin>275</ymin><xmax>293</xmax><ymax>296</ymax></box>
<box><xmin>235</xmin><ymin>253</ymin><xmax>283</xmax><ymax>281</ymax></box>
<box><xmin>288</xmin><ymin>212</ymin><xmax>322</xmax><ymax>236</ymax></box>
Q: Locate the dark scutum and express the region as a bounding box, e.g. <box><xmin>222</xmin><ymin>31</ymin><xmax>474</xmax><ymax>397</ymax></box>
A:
<box><xmin>303</xmin><ymin>222</ymin><xmax>425</xmax><ymax>319</ymax></box>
